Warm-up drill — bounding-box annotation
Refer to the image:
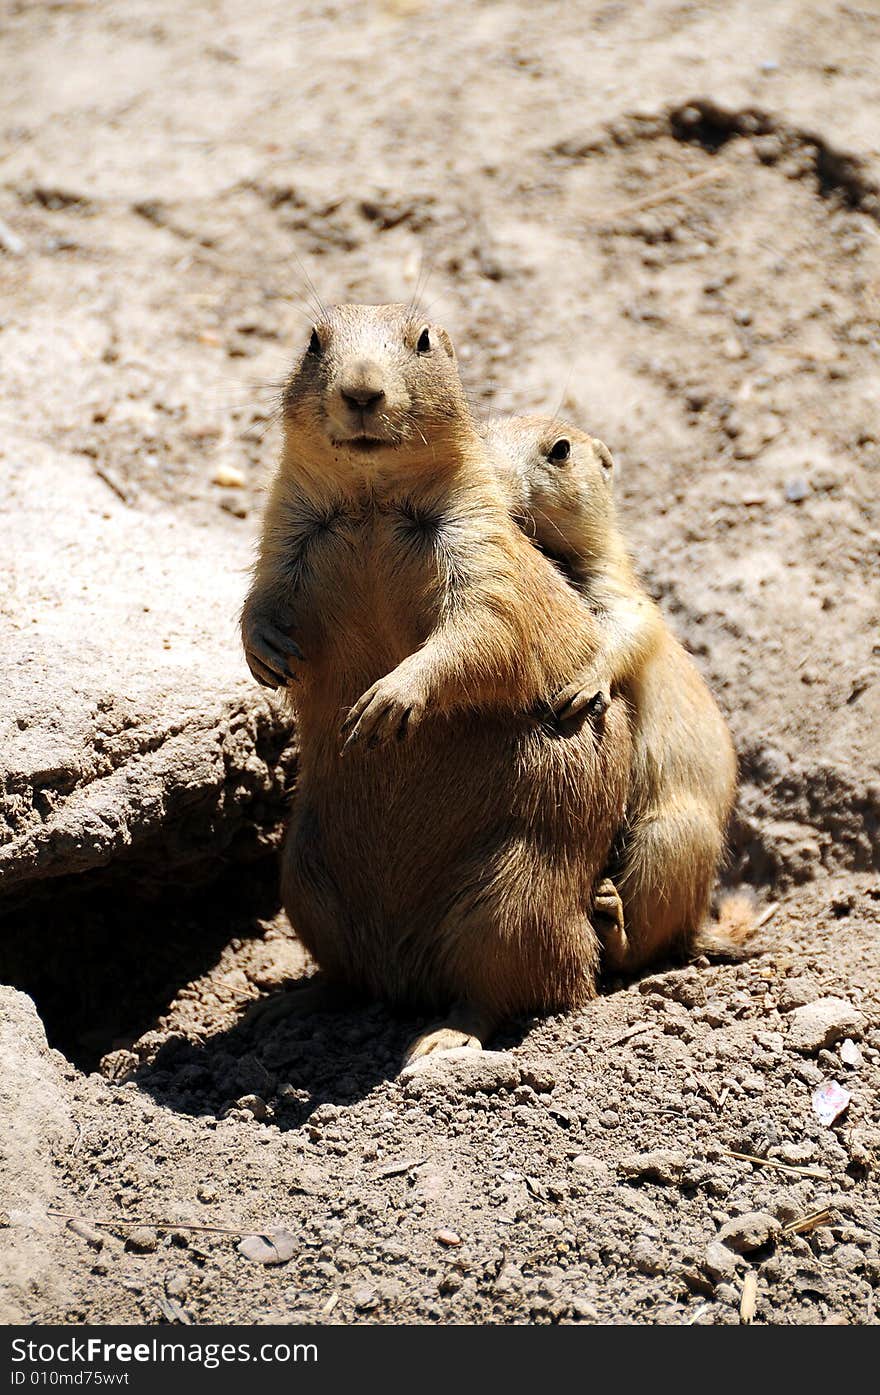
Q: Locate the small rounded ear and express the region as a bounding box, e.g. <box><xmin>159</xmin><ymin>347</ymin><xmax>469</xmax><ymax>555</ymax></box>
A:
<box><xmin>594</xmin><ymin>440</ymin><xmax>614</xmax><ymax>474</ymax></box>
<box><xmin>435</xmin><ymin>326</ymin><xmax>456</xmax><ymax>362</ymax></box>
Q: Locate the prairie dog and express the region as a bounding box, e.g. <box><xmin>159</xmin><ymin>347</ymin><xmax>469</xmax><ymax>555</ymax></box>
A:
<box><xmin>241</xmin><ymin>307</ymin><xmax>632</xmax><ymax>1058</ymax></box>
<box><xmin>487</xmin><ymin>414</ymin><xmax>743</xmax><ymax>971</ymax></box>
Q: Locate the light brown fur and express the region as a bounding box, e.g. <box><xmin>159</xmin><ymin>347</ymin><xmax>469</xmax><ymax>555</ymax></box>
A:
<box><xmin>241</xmin><ymin>307</ymin><xmax>632</xmax><ymax>1056</ymax></box>
<box><xmin>486</xmin><ymin>414</ymin><xmax>745</xmax><ymax>972</ymax></box>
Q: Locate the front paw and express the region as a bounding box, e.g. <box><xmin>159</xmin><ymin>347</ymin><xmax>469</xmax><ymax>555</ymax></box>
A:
<box><xmin>551</xmin><ymin>674</ymin><xmax>611</xmax><ymax>727</ymax></box>
<box><xmin>242</xmin><ymin>612</ymin><xmax>304</xmax><ymax>690</ymax></box>
<box><xmin>341</xmin><ymin>662</ymin><xmax>427</xmax><ymax>751</ymax></box>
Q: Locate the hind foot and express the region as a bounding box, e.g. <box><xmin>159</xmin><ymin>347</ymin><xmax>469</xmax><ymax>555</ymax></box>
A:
<box><xmin>593</xmin><ymin>877</ymin><xmax>630</xmax><ymax>970</ymax></box>
<box><xmin>402</xmin><ymin>1001</ymin><xmax>496</xmax><ymax>1068</ymax></box>
<box><xmin>593</xmin><ymin>876</ymin><xmax>624</xmax><ymax>935</ymax></box>
<box><xmin>244</xmin><ymin>977</ymin><xmax>356</xmax><ymax>1029</ymax></box>
<box><xmin>404</xmin><ymin>1026</ymin><xmax>483</xmax><ymax>1064</ymax></box>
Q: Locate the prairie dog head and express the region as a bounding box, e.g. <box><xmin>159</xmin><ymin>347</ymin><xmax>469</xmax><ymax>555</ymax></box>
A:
<box><xmin>486</xmin><ymin>415</ymin><xmax>617</xmax><ymax>573</ymax></box>
<box><xmin>281</xmin><ymin>303</ymin><xmax>469</xmax><ymax>486</ymax></box>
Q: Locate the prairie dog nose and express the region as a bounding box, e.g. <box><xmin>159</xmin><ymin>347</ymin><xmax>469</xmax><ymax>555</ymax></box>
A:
<box><xmin>342</xmin><ymin>385</ymin><xmax>385</xmax><ymax>410</ymax></box>
<box><xmin>339</xmin><ymin>361</ymin><xmax>386</xmax><ymax>411</ymax></box>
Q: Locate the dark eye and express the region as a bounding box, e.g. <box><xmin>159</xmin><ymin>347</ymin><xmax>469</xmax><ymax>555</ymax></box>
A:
<box><xmin>307</xmin><ymin>327</ymin><xmax>322</xmax><ymax>357</ymax></box>
<box><xmin>548</xmin><ymin>437</ymin><xmax>571</xmax><ymax>464</ymax></box>
<box><xmin>416</xmin><ymin>326</ymin><xmax>431</xmax><ymax>354</ymax></box>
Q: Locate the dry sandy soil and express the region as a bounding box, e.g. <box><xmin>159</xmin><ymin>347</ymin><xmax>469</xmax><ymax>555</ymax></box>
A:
<box><xmin>1</xmin><ymin>0</ymin><xmax>879</xmax><ymax>1326</ymax></box>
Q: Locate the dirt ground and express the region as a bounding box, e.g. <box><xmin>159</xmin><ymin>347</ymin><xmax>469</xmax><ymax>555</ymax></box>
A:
<box><xmin>1</xmin><ymin>0</ymin><xmax>879</xmax><ymax>1326</ymax></box>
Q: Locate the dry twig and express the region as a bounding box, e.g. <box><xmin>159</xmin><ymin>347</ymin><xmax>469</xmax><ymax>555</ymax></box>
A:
<box><xmin>590</xmin><ymin>165</ymin><xmax>730</xmax><ymax>222</ymax></box>
<box><xmin>724</xmin><ymin>1150</ymin><xmax>829</xmax><ymax>1181</ymax></box>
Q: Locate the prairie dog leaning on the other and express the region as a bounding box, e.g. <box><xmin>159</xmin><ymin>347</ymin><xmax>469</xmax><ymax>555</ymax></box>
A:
<box><xmin>487</xmin><ymin>414</ymin><xmax>749</xmax><ymax>972</ymax></box>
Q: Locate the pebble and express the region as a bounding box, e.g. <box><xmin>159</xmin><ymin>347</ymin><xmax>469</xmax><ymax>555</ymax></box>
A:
<box><xmin>352</xmin><ymin>1286</ymin><xmax>379</xmax><ymax>1311</ymax></box>
<box><xmin>619</xmin><ymin>1149</ymin><xmax>686</xmax><ymax>1184</ymax></box>
<box><xmin>235</xmin><ymin>1094</ymin><xmax>269</xmax><ymax>1120</ymax></box>
<box><xmin>787</xmin><ymin>997</ymin><xmax>864</xmax><ymax>1054</ymax></box>
<box><xmin>237</xmin><ymin>1228</ymin><xmax>297</xmax><ymax>1265</ymax></box>
<box><xmin>399</xmin><ymin>1049</ymin><xmax>520</xmax><ymax>1093</ymax></box>
<box><xmin>632</xmin><ymin>1238</ymin><xmax>666</xmax><ymax>1276</ymax></box>
<box><xmin>434</xmin><ymin>1228</ymin><xmax>462</xmax><ymax>1247</ymax></box>
<box><xmin>570</xmin><ymin>1296</ymin><xmax>599</xmax><ymax>1321</ymax></box>
<box><xmin>717</xmin><ymin>1212</ymin><xmax>780</xmax><ymax>1253</ymax></box>
<box><xmin>0</xmin><ymin>218</ymin><xmax>26</xmax><ymax>256</ymax></box>
<box><xmin>197</xmin><ymin>1183</ymin><xmax>219</xmax><ymax>1204</ymax></box>
<box><xmin>124</xmin><ymin>1227</ymin><xmax>159</xmax><ymax>1254</ymax></box>
<box><xmin>839</xmin><ymin>1039</ymin><xmax>862</xmax><ymax>1067</ymax></box>
<box><xmin>519</xmin><ymin>1065</ymin><xmax>556</xmax><ymax>1093</ymax></box>
<box><xmin>571</xmin><ymin>1154</ymin><xmax>612</xmax><ymax>1181</ymax></box>
<box><xmin>773</xmin><ymin>1141</ymin><xmax>818</xmax><ymax>1166</ymax></box>
<box><xmin>212</xmin><ymin>464</ymin><xmax>246</xmax><ymax>488</ymax></box>
<box><xmin>778</xmin><ymin>977</ymin><xmax>821</xmax><ymax>1013</ymax></box>
<box><xmin>784</xmin><ymin>479</ymin><xmax>809</xmax><ymax>503</ymax></box>
<box><xmin>637</xmin><ymin>968</ymin><xmax>705</xmax><ymax>1007</ymax></box>
<box><xmin>793</xmin><ymin>1059</ymin><xmax>824</xmax><ymax>1086</ymax></box>
<box><xmin>702</xmin><ymin>1001</ymin><xmax>727</xmax><ymax>1027</ymax></box>
<box><xmin>702</xmin><ymin>1239</ymin><xmax>739</xmax><ymax>1283</ymax></box>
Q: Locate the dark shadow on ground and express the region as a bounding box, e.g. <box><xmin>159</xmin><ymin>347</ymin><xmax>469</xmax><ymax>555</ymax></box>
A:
<box><xmin>0</xmin><ymin>840</ymin><xmax>772</xmax><ymax>1130</ymax></box>
<box><xmin>0</xmin><ymin>857</ymin><xmax>282</xmax><ymax>1069</ymax></box>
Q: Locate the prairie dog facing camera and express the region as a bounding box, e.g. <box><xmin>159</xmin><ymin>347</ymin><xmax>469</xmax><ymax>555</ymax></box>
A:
<box><xmin>242</xmin><ymin>307</ymin><xmax>633</xmax><ymax>1060</ymax></box>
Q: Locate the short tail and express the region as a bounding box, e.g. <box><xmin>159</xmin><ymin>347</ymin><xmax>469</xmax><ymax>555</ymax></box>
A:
<box><xmin>692</xmin><ymin>889</ymin><xmax>759</xmax><ymax>961</ymax></box>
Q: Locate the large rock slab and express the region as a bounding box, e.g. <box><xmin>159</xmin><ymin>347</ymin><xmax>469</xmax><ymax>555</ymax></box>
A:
<box><xmin>0</xmin><ymin>987</ymin><xmax>76</xmax><ymax>1320</ymax></box>
<box><xmin>0</xmin><ymin>437</ymin><xmax>294</xmax><ymax>903</ymax></box>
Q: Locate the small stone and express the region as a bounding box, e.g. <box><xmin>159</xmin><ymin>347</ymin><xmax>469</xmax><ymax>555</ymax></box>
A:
<box><xmin>637</xmin><ymin>968</ymin><xmax>705</xmax><ymax>1006</ymax></box>
<box><xmin>435</xmin><ymin>1228</ymin><xmax>462</xmax><ymax>1247</ymax></box>
<box><xmin>197</xmin><ymin>1183</ymin><xmax>219</xmax><ymax>1204</ymax></box>
<box><xmin>777</xmin><ymin>977</ymin><xmax>820</xmax><ymax>1012</ymax></box>
<box><xmin>519</xmin><ymin>1065</ymin><xmax>556</xmax><ymax>1093</ymax></box>
<box><xmin>839</xmin><ymin>1039</ymin><xmax>862</xmax><ymax>1068</ymax></box>
<box><xmin>0</xmin><ymin>218</ymin><xmax>27</xmax><ymax>256</ymax></box>
<box><xmin>784</xmin><ymin>479</ymin><xmax>809</xmax><ymax>503</ymax></box>
<box><xmin>793</xmin><ymin>1059</ymin><xmax>824</xmax><ymax>1085</ymax></box>
<box><xmin>619</xmin><ymin>1150</ymin><xmax>687</xmax><ymax>1185</ymax></box>
<box><xmin>235</xmin><ymin>1094</ymin><xmax>269</xmax><ymax>1120</ymax></box>
<box><xmin>714</xmin><ymin>1282</ymin><xmax>741</xmax><ymax>1306</ymax></box>
<box><xmin>703</xmin><ymin>1240</ymin><xmax>740</xmax><ymax>1282</ymax></box>
<box><xmin>703</xmin><ymin>1001</ymin><xmax>727</xmax><ymax>1027</ymax></box>
<box><xmin>353</xmin><ymin>1286</ymin><xmax>379</xmax><ymax>1311</ymax></box>
<box><xmin>237</xmin><ymin>1227</ymin><xmax>297</xmax><ymax>1266</ymax></box>
<box><xmin>124</xmin><ymin>1227</ymin><xmax>158</xmax><ymax>1254</ymax></box>
<box><xmin>717</xmin><ymin>1212</ymin><xmax>780</xmax><ymax>1253</ymax></box>
<box><xmin>632</xmin><ymin>1238</ymin><xmax>665</xmax><ymax>1275</ymax></box>
<box><xmin>787</xmin><ymin>997</ymin><xmax>864</xmax><ymax>1054</ymax></box>
<box><xmin>773</xmin><ymin>1141</ymin><xmax>818</xmax><ymax>1166</ymax></box>
<box><xmin>571</xmin><ymin>1154</ymin><xmax>611</xmax><ymax>1181</ymax></box>
<box><xmin>571</xmin><ymin>1296</ymin><xmax>599</xmax><ymax>1321</ymax></box>
<box><xmin>212</xmin><ymin>464</ymin><xmax>246</xmax><ymax>488</ymax></box>
<box><xmin>848</xmin><ymin>1128</ymin><xmax>880</xmax><ymax>1172</ymax></box>
<box><xmin>399</xmin><ymin>1049</ymin><xmax>519</xmax><ymax>1093</ymax></box>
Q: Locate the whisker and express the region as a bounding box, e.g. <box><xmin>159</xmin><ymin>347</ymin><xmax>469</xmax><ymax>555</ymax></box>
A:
<box><xmin>290</xmin><ymin>246</ymin><xmax>330</xmax><ymax>323</ymax></box>
<box><xmin>547</xmin><ymin>361</ymin><xmax>576</xmax><ymax>431</ymax></box>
